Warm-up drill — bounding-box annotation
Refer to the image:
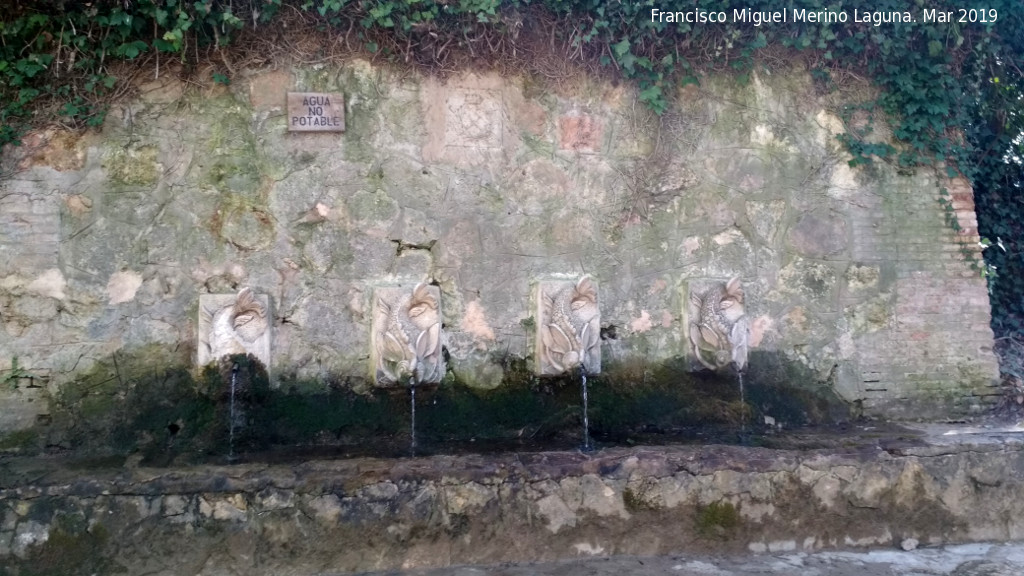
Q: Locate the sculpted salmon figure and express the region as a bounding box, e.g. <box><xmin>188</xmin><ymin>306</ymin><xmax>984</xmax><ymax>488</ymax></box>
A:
<box><xmin>374</xmin><ymin>283</ymin><xmax>443</xmax><ymax>385</ymax></box>
<box><xmin>688</xmin><ymin>277</ymin><xmax>749</xmax><ymax>371</ymax></box>
<box><xmin>538</xmin><ymin>276</ymin><xmax>601</xmax><ymax>375</ymax></box>
<box><xmin>201</xmin><ymin>287</ymin><xmax>269</xmax><ymax>364</ymax></box>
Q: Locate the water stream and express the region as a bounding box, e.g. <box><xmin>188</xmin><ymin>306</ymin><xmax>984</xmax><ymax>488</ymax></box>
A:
<box><xmin>228</xmin><ymin>363</ymin><xmax>238</xmax><ymax>461</ymax></box>
<box><xmin>580</xmin><ymin>365</ymin><xmax>593</xmax><ymax>452</ymax></box>
<box><xmin>738</xmin><ymin>369</ymin><xmax>746</xmax><ymax>432</ymax></box>
<box><xmin>410</xmin><ymin>377</ymin><xmax>417</xmax><ymax>456</ymax></box>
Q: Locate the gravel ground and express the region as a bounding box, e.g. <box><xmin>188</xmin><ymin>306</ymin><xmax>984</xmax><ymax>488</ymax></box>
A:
<box><xmin>355</xmin><ymin>542</ymin><xmax>1024</xmax><ymax>576</ymax></box>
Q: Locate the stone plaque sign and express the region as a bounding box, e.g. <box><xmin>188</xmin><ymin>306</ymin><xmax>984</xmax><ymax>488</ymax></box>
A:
<box><xmin>287</xmin><ymin>92</ymin><xmax>345</xmax><ymax>132</ymax></box>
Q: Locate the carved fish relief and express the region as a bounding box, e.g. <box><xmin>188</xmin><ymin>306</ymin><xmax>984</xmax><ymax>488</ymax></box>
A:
<box><xmin>539</xmin><ymin>277</ymin><xmax>601</xmax><ymax>374</ymax></box>
<box><xmin>374</xmin><ymin>283</ymin><xmax>443</xmax><ymax>384</ymax></box>
<box><xmin>688</xmin><ymin>277</ymin><xmax>749</xmax><ymax>371</ymax></box>
<box><xmin>202</xmin><ymin>287</ymin><xmax>269</xmax><ymax>364</ymax></box>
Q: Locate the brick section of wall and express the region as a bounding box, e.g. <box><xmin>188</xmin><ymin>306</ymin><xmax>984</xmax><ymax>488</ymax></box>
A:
<box><xmin>846</xmin><ymin>190</ymin><xmax>898</xmax><ymax>264</ymax></box>
<box><xmin>852</xmin><ymin>177</ymin><xmax>999</xmax><ymax>419</ymax></box>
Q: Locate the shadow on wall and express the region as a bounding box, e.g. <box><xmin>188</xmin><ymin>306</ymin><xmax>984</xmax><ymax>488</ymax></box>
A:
<box><xmin>0</xmin><ymin>346</ymin><xmax>850</xmax><ymax>464</ymax></box>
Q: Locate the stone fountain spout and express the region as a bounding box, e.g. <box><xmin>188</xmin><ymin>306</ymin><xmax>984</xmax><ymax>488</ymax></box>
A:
<box><xmin>198</xmin><ymin>287</ymin><xmax>271</xmax><ymax>370</ymax></box>
<box><xmin>372</xmin><ymin>283</ymin><xmax>444</xmax><ymax>386</ymax></box>
<box><xmin>688</xmin><ymin>277</ymin><xmax>750</xmax><ymax>372</ymax></box>
<box><xmin>536</xmin><ymin>276</ymin><xmax>602</xmax><ymax>376</ymax></box>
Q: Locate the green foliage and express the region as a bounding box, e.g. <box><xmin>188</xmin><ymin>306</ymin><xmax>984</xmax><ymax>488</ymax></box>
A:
<box><xmin>0</xmin><ymin>1</ymin><xmax>1018</xmax><ymax>172</ymax></box>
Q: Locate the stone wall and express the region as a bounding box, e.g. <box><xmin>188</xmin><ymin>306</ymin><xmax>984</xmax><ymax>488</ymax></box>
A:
<box><xmin>0</xmin><ymin>61</ymin><xmax>999</xmax><ymax>432</ymax></box>
<box><xmin>2</xmin><ymin>435</ymin><xmax>1024</xmax><ymax>573</ymax></box>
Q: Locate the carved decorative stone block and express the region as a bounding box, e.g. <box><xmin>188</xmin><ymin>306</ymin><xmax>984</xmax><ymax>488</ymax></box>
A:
<box><xmin>685</xmin><ymin>277</ymin><xmax>749</xmax><ymax>371</ymax></box>
<box><xmin>372</xmin><ymin>283</ymin><xmax>444</xmax><ymax>386</ymax></box>
<box><xmin>445</xmin><ymin>88</ymin><xmax>502</xmax><ymax>149</ymax></box>
<box><xmin>198</xmin><ymin>288</ymin><xmax>271</xmax><ymax>369</ymax></box>
<box><xmin>558</xmin><ymin>113</ymin><xmax>602</xmax><ymax>153</ymax></box>
<box><xmin>535</xmin><ymin>277</ymin><xmax>601</xmax><ymax>375</ymax></box>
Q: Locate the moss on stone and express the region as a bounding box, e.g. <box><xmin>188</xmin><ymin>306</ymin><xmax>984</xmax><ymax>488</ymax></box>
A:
<box><xmin>25</xmin><ymin>337</ymin><xmax>850</xmax><ymax>463</ymax></box>
<box><xmin>198</xmin><ymin>97</ymin><xmax>263</xmax><ymax>193</ymax></box>
<box><xmin>779</xmin><ymin>258</ymin><xmax>837</xmax><ymax>301</ymax></box>
<box><xmin>51</xmin><ymin>344</ymin><xmax>214</xmax><ymax>458</ymax></box>
<box><xmin>102</xmin><ymin>146</ymin><xmax>159</xmax><ymax>186</ymax></box>
<box><xmin>212</xmin><ymin>192</ymin><xmax>276</xmax><ymax>251</ymax></box>
<box><xmin>622</xmin><ymin>485</ymin><xmax>658</xmax><ymax>513</ymax></box>
<box><xmin>17</xmin><ymin>515</ymin><xmax>122</xmax><ymax>576</ymax></box>
<box><xmin>331</xmin><ymin>65</ymin><xmax>388</xmax><ymax>163</ymax></box>
<box><xmin>696</xmin><ymin>500</ymin><xmax>741</xmax><ymax>539</ymax></box>
<box><xmin>0</xmin><ymin>428</ymin><xmax>39</xmax><ymax>452</ymax></box>
<box><xmin>847</xmin><ymin>294</ymin><xmax>893</xmax><ymax>334</ymax></box>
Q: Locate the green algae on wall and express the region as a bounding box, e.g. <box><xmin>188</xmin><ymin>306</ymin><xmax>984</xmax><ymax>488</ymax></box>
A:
<box><xmin>2</xmin><ymin>343</ymin><xmax>850</xmax><ymax>461</ymax></box>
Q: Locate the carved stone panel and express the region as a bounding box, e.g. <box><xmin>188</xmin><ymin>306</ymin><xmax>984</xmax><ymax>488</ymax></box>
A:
<box><xmin>558</xmin><ymin>113</ymin><xmax>603</xmax><ymax>153</ymax></box>
<box><xmin>535</xmin><ymin>277</ymin><xmax>601</xmax><ymax>375</ymax></box>
<box><xmin>685</xmin><ymin>277</ymin><xmax>749</xmax><ymax>371</ymax></box>
<box><xmin>445</xmin><ymin>88</ymin><xmax>502</xmax><ymax>149</ymax></box>
<box><xmin>198</xmin><ymin>288</ymin><xmax>271</xmax><ymax>370</ymax></box>
<box><xmin>372</xmin><ymin>283</ymin><xmax>444</xmax><ymax>386</ymax></box>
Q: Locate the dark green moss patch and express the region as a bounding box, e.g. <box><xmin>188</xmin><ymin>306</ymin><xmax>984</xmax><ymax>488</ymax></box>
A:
<box><xmin>14</xmin><ymin>515</ymin><xmax>122</xmax><ymax>576</ymax></box>
<box><xmin>0</xmin><ymin>429</ymin><xmax>39</xmax><ymax>452</ymax></box>
<box><xmin>622</xmin><ymin>485</ymin><xmax>659</xmax><ymax>513</ymax></box>
<box><xmin>696</xmin><ymin>501</ymin><xmax>742</xmax><ymax>540</ymax></box>
<box><xmin>742</xmin><ymin>350</ymin><xmax>851</xmax><ymax>426</ymax></box>
<box><xmin>24</xmin><ymin>345</ymin><xmax>851</xmax><ymax>464</ymax></box>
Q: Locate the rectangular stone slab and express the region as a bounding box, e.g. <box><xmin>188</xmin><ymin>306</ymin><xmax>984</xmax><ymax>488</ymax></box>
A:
<box><xmin>371</xmin><ymin>284</ymin><xmax>444</xmax><ymax>386</ymax></box>
<box><xmin>534</xmin><ymin>277</ymin><xmax>601</xmax><ymax>375</ymax></box>
<box><xmin>684</xmin><ymin>277</ymin><xmax>748</xmax><ymax>371</ymax></box>
<box><xmin>287</xmin><ymin>92</ymin><xmax>345</xmax><ymax>132</ymax></box>
<box><xmin>197</xmin><ymin>292</ymin><xmax>272</xmax><ymax>371</ymax></box>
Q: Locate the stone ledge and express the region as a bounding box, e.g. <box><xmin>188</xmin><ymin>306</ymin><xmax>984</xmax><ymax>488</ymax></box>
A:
<box><xmin>2</xmin><ymin>429</ymin><xmax>1024</xmax><ymax>572</ymax></box>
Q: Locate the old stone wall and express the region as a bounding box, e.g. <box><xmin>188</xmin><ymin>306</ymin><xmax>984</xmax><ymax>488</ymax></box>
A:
<box><xmin>2</xmin><ymin>436</ymin><xmax>1024</xmax><ymax>574</ymax></box>
<box><xmin>0</xmin><ymin>61</ymin><xmax>999</xmax><ymax>431</ymax></box>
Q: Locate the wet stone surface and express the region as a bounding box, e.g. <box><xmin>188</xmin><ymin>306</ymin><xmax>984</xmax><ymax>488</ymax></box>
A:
<box><xmin>363</xmin><ymin>542</ymin><xmax>1024</xmax><ymax>576</ymax></box>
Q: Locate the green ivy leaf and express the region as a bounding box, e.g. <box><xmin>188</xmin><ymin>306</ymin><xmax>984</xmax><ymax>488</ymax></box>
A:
<box><xmin>612</xmin><ymin>38</ymin><xmax>630</xmax><ymax>58</ymax></box>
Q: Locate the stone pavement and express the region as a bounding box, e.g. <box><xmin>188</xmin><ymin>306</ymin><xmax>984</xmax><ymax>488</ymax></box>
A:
<box><xmin>361</xmin><ymin>542</ymin><xmax>1024</xmax><ymax>576</ymax></box>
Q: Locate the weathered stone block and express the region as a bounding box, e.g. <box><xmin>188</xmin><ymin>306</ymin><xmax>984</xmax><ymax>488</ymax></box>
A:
<box><xmin>445</xmin><ymin>88</ymin><xmax>502</xmax><ymax>149</ymax></box>
<box><xmin>787</xmin><ymin>211</ymin><xmax>848</xmax><ymax>258</ymax></box>
<box><xmin>558</xmin><ymin>113</ymin><xmax>602</xmax><ymax>153</ymax></box>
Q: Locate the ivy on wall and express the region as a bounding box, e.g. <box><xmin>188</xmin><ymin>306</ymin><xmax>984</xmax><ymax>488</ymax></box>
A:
<box><xmin>1</xmin><ymin>0</ymin><xmax>1022</xmax><ymax>330</ymax></box>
